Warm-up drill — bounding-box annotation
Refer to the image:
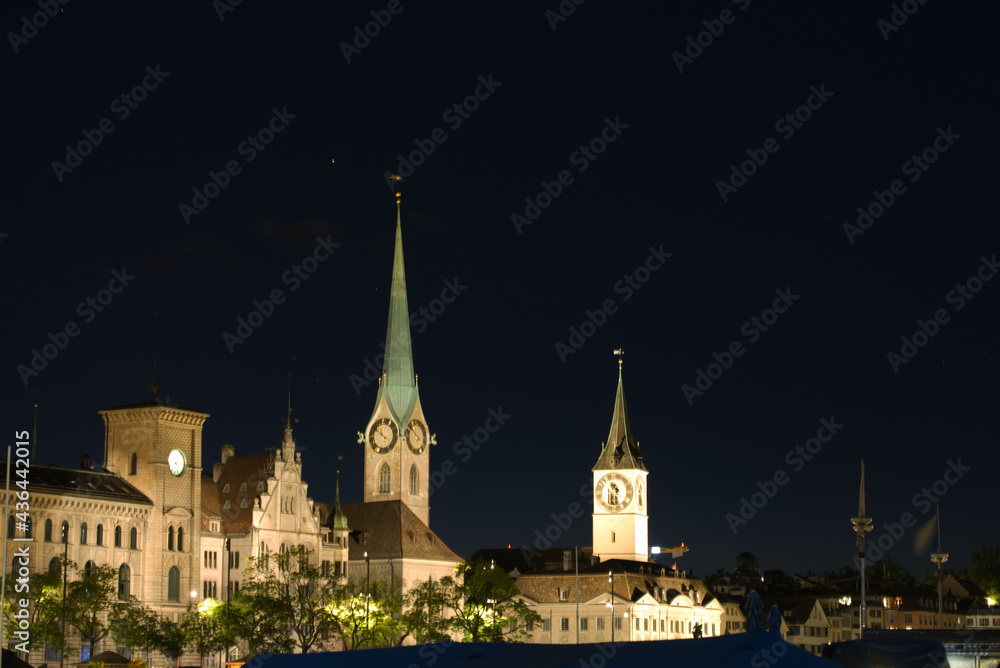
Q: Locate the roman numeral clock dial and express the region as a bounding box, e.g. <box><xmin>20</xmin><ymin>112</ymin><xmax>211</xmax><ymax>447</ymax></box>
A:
<box><xmin>596</xmin><ymin>472</ymin><xmax>633</xmax><ymax>512</ymax></box>
<box><xmin>368</xmin><ymin>418</ymin><xmax>398</xmax><ymax>454</ymax></box>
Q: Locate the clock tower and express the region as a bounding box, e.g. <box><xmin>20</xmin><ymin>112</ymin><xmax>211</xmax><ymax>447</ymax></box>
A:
<box><xmin>592</xmin><ymin>358</ymin><xmax>649</xmax><ymax>562</ymax></box>
<box><xmin>360</xmin><ymin>184</ymin><xmax>433</xmax><ymax>525</ymax></box>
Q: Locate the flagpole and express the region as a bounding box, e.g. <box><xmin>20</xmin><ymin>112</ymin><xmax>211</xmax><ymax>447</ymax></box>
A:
<box><xmin>851</xmin><ymin>458</ymin><xmax>873</xmax><ymax>638</ymax></box>
<box><xmin>930</xmin><ymin>504</ymin><xmax>948</xmax><ymax>631</ymax></box>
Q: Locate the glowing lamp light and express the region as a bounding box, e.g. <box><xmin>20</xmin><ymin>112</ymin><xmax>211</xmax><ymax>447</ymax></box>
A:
<box><xmin>651</xmin><ymin>547</ymin><xmax>661</xmax><ymax>554</ymax></box>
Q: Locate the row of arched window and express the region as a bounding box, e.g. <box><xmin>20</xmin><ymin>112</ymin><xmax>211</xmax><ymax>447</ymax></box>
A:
<box><xmin>166</xmin><ymin>525</ymin><xmax>185</xmax><ymax>552</ymax></box>
<box><xmin>6</xmin><ymin>517</ymin><xmax>139</xmax><ymax>549</ymax></box>
<box><xmin>42</xmin><ymin>558</ymin><xmax>178</xmax><ymax>603</ymax></box>
<box><xmin>376</xmin><ymin>463</ymin><xmax>421</xmax><ymax>494</ymax></box>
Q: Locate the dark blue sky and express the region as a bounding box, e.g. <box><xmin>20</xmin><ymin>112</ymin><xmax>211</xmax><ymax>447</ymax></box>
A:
<box><xmin>3</xmin><ymin>1</ymin><xmax>997</xmax><ymax>579</ymax></box>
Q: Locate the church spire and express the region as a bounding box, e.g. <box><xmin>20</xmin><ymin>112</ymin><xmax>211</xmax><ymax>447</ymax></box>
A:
<box><xmin>381</xmin><ymin>176</ymin><xmax>416</xmax><ymax>414</ymax></box>
<box><xmin>332</xmin><ymin>456</ymin><xmax>349</xmax><ymax>531</ymax></box>
<box><xmin>593</xmin><ymin>350</ymin><xmax>645</xmax><ymax>471</ymax></box>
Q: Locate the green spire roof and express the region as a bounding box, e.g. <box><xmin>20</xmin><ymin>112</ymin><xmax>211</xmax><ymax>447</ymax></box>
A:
<box><xmin>380</xmin><ymin>203</ymin><xmax>418</xmax><ymax>419</ymax></box>
<box><xmin>332</xmin><ymin>469</ymin><xmax>349</xmax><ymax>531</ymax></box>
<box><xmin>593</xmin><ymin>364</ymin><xmax>646</xmax><ymax>471</ymax></box>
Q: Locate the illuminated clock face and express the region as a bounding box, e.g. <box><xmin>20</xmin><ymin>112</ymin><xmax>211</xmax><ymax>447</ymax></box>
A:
<box><xmin>168</xmin><ymin>450</ymin><xmax>186</xmax><ymax>476</ymax></box>
<box><xmin>406</xmin><ymin>419</ymin><xmax>427</xmax><ymax>454</ymax></box>
<box><xmin>595</xmin><ymin>472</ymin><xmax>633</xmax><ymax>513</ymax></box>
<box><xmin>368</xmin><ymin>418</ymin><xmax>398</xmax><ymax>454</ymax></box>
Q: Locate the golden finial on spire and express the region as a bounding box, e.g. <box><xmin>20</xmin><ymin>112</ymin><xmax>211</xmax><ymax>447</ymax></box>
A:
<box><xmin>336</xmin><ymin>454</ymin><xmax>343</xmax><ymax>476</ymax></box>
<box><xmin>614</xmin><ymin>348</ymin><xmax>624</xmax><ymax>370</ymax></box>
<box><xmin>390</xmin><ymin>174</ymin><xmax>403</xmax><ymax>204</ymax></box>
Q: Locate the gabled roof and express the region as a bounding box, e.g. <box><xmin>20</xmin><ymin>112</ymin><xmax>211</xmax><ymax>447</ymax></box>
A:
<box><xmin>338</xmin><ymin>501</ymin><xmax>460</xmax><ymax>563</ymax></box>
<box><xmin>6</xmin><ymin>464</ymin><xmax>153</xmax><ymax>505</ymax></box>
<box><xmin>592</xmin><ymin>366</ymin><xmax>646</xmax><ymax>472</ymax></box>
<box><xmin>207</xmin><ymin>452</ymin><xmax>274</xmax><ymax>533</ymax></box>
<box><xmin>517</xmin><ymin>559</ymin><xmax>711</xmax><ymax>605</ymax></box>
<box><xmin>769</xmin><ymin>598</ymin><xmax>826</xmax><ymax>625</ymax></box>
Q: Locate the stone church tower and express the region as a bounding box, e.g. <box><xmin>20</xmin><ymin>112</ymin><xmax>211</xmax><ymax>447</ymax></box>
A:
<box><xmin>592</xmin><ymin>359</ymin><xmax>649</xmax><ymax>562</ymax></box>
<box><xmin>360</xmin><ymin>185</ymin><xmax>433</xmax><ymax>526</ymax></box>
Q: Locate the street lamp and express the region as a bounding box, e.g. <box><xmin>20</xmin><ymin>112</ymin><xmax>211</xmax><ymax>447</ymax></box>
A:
<box><xmin>365</xmin><ymin>551</ymin><xmax>370</xmax><ymax>634</ymax></box>
<box><xmin>609</xmin><ymin>570</ymin><xmax>614</xmax><ymax>644</ymax></box>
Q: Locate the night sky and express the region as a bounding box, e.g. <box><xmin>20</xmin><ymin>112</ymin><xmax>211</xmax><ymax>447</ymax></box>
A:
<box><xmin>4</xmin><ymin>1</ymin><xmax>998</xmax><ymax>580</ymax></box>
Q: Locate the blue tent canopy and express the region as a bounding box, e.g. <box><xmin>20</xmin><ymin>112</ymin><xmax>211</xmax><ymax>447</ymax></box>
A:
<box><xmin>246</xmin><ymin>632</ymin><xmax>836</xmax><ymax>668</ymax></box>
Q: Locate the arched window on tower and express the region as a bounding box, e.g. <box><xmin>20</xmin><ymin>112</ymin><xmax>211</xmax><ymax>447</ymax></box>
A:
<box><xmin>118</xmin><ymin>564</ymin><xmax>131</xmax><ymax>600</ymax></box>
<box><xmin>49</xmin><ymin>557</ymin><xmax>60</xmax><ymax>575</ymax></box>
<box><xmin>167</xmin><ymin>526</ymin><xmax>174</xmax><ymax>551</ymax></box>
<box><xmin>637</xmin><ymin>481</ymin><xmax>644</xmax><ymax>508</ymax></box>
<box><xmin>114</xmin><ymin>526</ymin><xmax>122</xmax><ymax>547</ymax></box>
<box><xmin>44</xmin><ymin>519</ymin><xmax>52</xmax><ymax>542</ymax></box>
<box><xmin>96</xmin><ymin>524</ymin><xmax>103</xmax><ymax>546</ymax></box>
<box><xmin>379</xmin><ymin>463</ymin><xmax>390</xmax><ymax>494</ymax></box>
<box><xmin>608</xmin><ymin>483</ymin><xmax>619</xmax><ymax>507</ymax></box>
<box><xmin>128</xmin><ymin>452</ymin><xmax>137</xmax><ymax>475</ymax></box>
<box><xmin>6</xmin><ymin>515</ymin><xmax>14</xmax><ymax>537</ymax></box>
<box><xmin>24</xmin><ymin>516</ymin><xmax>32</xmax><ymax>539</ymax></box>
<box><xmin>84</xmin><ymin>560</ymin><xmax>96</xmax><ymax>579</ymax></box>
<box><xmin>168</xmin><ymin>566</ymin><xmax>180</xmax><ymax>602</ymax></box>
<box><xmin>130</xmin><ymin>527</ymin><xmax>138</xmax><ymax>549</ymax></box>
<box><xmin>61</xmin><ymin>521</ymin><xmax>69</xmax><ymax>544</ymax></box>
<box><xmin>177</xmin><ymin>527</ymin><xmax>184</xmax><ymax>552</ymax></box>
<box><xmin>409</xmin><ymin>465</ymin><xmax>418</xmax><ymax>494</ymax></box>
<box><xmin>80</xmin><ymin>523</ymin><xmax>88</xmax><ymax>545</ymax></box>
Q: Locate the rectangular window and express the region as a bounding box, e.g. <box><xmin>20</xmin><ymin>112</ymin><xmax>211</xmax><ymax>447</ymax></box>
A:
<box><xmin>644</xmin><ymin>618</ymin><xmax>648</xmax><ymax>631</ymax></box>
<box><xmin>580</xmin><ymin>618</ymin><xmax>588</xmax><ymax>631</ymax></box>
<box><xmin>661</xmin><ymin>619</ymin><xmax>665</xmax><ymax>632</ymax></box>
<box><xmin>596</xmin><ymin>617</ymin><xmax>605</xmax><ymax>630</ymax></box>
<box><xmin>542</xmin><ymin>619</ymin><xmax>550</xmax><ymax>632</ymax></box>
<box><xmin>322</xmin><ymin>560</ymin><xmax>331</xmax><ymax>576</ymax></box>
<box><xmin>45</xmin><ymin>645</ymin><xmax>61</xmax><ymax>661</ymax></box>
<box><xmin>561</xmin><ymin>618</ymin><xmax>569</xmax><ymax>631</ymax></box>
<box><xmin>526</xmin><ymin>621</ymin><xmax>534</xmax><ymax>632</ymax></box>
<box><xmin>614</xmin><ymin>617</ymin><xmax>622</xmax><ymax>630</ymax></box>
<box><xmin>559</xmin><ymin>587</ymin><xmax>569</xmax><ymax>601</ymax></box>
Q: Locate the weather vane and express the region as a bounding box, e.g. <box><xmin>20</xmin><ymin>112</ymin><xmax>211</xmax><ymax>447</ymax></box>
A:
<box><xmin>614</xmin><ymin>348</ymin><xmax>624</xmax><ymax>370</ymax></box>
<box><xmin>390</xmin><ymin>173</ymin><xmax>403</xmax><ymax>204</ymax></box>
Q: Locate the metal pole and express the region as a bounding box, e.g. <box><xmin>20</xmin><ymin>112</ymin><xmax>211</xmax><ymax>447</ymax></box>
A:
<box><xmin>575</xmin><ymin>547</ymin><xmax>579</xmax><ymax>645</ymax></box>
<box><xmin>610</xmin><ymin>570</ymin><xmax>614</xmax><ymax>644</ymax></box>
<box><xmin>61</xmin><ymin>521</ymin><xmax>68</xmax><ymax>668</ymax></box>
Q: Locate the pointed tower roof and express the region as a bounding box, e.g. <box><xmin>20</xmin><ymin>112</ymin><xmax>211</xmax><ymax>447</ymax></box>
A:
<box><xmin>379</xmin><ymin>195</ymin><xmax>418</xmax><ymax>420</ymax></box>
<box><xmin>593</xmin><ymin>361</ymin><xmax>646</xmax><ymax>471</ymax></box>
<box><xmin>332</xmin><ymin>464</ymin><xmax>349</xmax><ymax>531</ymax></box>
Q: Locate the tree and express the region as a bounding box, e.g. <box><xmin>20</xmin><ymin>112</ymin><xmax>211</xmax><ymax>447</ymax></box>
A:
<box><xmin>326</xmin><ymin>579</ymin><xmax>402</xmax><ymax>650</ymax></box>
<box><xmin>158</xmin><ymin>619</ymin><xmax>185</xmax><ymax>666</ymax></box>
<box><xmin>446</xmin><ymin>559</ymin><xmax>541</xmax><ymax>643</ymax></box>
<box><xmin>229</xmin><ymin>556</ymin><xmax>295</xmax><ymax>654</ymax></box>
<box><xmin>64</xmin><ymin>563</ymin><xmax>118</xmax><ymax>657</ymax></box>
<box><xmin>968</xmin><ymin>543</ymin><xmax>1000</xmax><ymax>602</ymax></box>
<box><xmin>3</xmin><ymin>556</ymin><xmax>68</xmax><ymax>655</ymax></box>
<box><xmin>272</xmin><ymin>545</ymin><xmax>339</xmax><ymax>652</ymax></box>
<box><xmin>865</xmin><ymin>555</ymin><xmax>916</xmax><ymax>585</ymax></box>
<box><xmin>402</xmin><ymin>576</ymin><xmax>453</xmax><ymax>644</ymax></box>
<box><xmin>109</xmin><ymin>599</ymin><xmax>163</xmax><ymax>663</ymax></box>
<box><xmin>180</xmin><ymin>598</ymin><xmax>228</xmax><ymax>666</ymax></box>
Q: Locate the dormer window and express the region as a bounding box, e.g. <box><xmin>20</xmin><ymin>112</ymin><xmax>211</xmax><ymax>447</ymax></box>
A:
<box><xmin>224</xmin><ymin>500</ymin><xmax>231</xmax><ymax>509</ymax></box>
<box><xmin>240</xmin><ymin>482</ymin><xmax>247</xmax><ymax>492</ymax></box>
<box><xmin>223</xmin><ymin>483</ymin><xmax>230</xmax><ymax>493</ymax></box>
<box><xmin>559</xmin><ymin>587</ymin><xmax>569</xmax><ymax>601</ymax></box>
<box><xmin>257</xmin><ymin>481</ymin><xmax>266</xmax><ymax>491</ymax></box>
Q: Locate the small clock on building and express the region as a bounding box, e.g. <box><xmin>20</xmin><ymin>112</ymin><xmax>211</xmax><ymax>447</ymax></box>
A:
<box><xmin>168</xmin><ymin>449</ymin><xmax>187</xmax><ymax>476</ymax></box>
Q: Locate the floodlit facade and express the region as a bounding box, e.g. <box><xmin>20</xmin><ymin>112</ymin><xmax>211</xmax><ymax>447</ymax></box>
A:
<box><xmin>2</xmin><ymin>196</ymin><xmax>460</xmax><ymax>663</ymax></box>
<box><xmin>514</xmin><ymin>362</ymin><xmax>723</xmax><ymax>643</ymax></box>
